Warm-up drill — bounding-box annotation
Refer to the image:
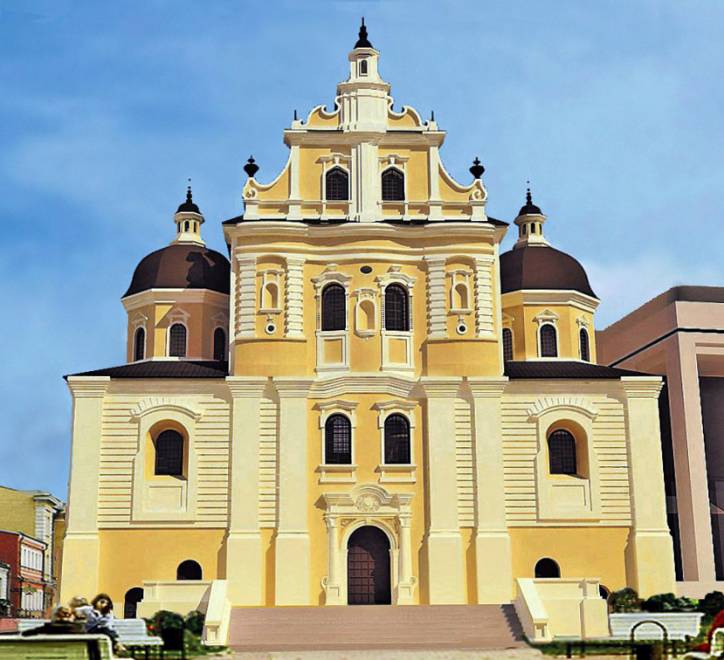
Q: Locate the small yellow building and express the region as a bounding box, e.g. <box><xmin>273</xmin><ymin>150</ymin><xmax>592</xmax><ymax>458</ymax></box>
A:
<box><xmin>61</xmin><ymin>21</ymin><xmax>676</xmax><ymax>638</ymax></box>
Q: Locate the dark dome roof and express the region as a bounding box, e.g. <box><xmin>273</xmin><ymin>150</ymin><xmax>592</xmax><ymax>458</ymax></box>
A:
<box><xmin>518</xmin><ymin>188</ymin><xmax>541</xmax><ymax>216</ymax></box>
<box><xmin>124</xmin><ymin>243</ymin><xmax>230</xmax><ymax>298</ymax></box>
<box><xmin>500</xmin><ymin>245</ymin><xmax>597</xmax><ymax>298</ymax></box>
<box><xmin>177</xmin><ymin>186</ymin><xmax>200</xmax><ymax>214</ymax></box>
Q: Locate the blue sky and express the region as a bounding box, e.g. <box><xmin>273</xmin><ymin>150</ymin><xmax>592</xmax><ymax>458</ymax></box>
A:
<box><xmin>1</xmin><ymin>0</ymin><xmax>723</xmax><ymax>498</ymax></box>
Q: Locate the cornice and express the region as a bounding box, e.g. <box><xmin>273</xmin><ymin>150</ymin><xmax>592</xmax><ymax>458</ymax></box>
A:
<box><xmin>130</xmin><ymin>397</ymin><xmax>202</xmax><ymax>421</ymax></box>
<box><xmin>619</xmin><ymin>376</ymin><xmax>664</xmax><ymax>398</ymax></box>
<box><xmin>501</xmin><ymin>289</ymin><xmax>600</xmax><ymax>313</ymax></box>
<box><xmin>283</xmin><ymin>130</ymin><xmax>446</xmax><ymax>148</ymax></box>
<box><xmin>273</xmin><ymin>377</ymin><xmax>316</xmax><ymax>398</ymax></box>
<box><xmin>225</xmin><ymin>376</ymin><xmax>269</xmax><ymax>398</ymax></box>
<box><xmin>66</xmin><ymin>377</ymin><xmax>111</xmax><ymax>398</ymax></box>
<box><xmin>122</xmin><ymin>288</ymin><xmax>229</xmax><ymax>311</ymax></box>
<box><xmin>526</xmin><ymin>396</ymin><xmax>599</xmax><ymax>421</ymax></box>
<box><xmin>309</xmin><ymin>374</ymin><xmax>417</xmax><ymax>399</ymax></box>
<box><xmin>466</xmin><ymin>377</ymin><xmax>509</xmax><ymax>397</ymax></box>
<box><xmin>418</xmin><ymin>377</ymin><xmax>463</xmax><ymax>398</ymax></box>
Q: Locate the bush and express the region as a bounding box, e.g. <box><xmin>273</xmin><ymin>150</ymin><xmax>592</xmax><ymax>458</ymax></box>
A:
<box><xmin>153</xmin><ymin>610</ymin><xmax>185</xmax><ymax>631</ymax></box>
<box><xmin>610</xmin><ymin>587</ymin><xmax>641</xmax><ymax>613</ymax></box>
<box><xmin>185</xmin><ymin>610</ymin><xmax>205</xmax><ymax>636</ymax></box>
<box><xmin>699</xmin><ymin>591</ymin><xmax>724</xmax><ymax>617</ymax></box>
<box><xmin>642</xmin><ymin>592</ymin><xmax>696</xmax><ymax>612</ymax></box>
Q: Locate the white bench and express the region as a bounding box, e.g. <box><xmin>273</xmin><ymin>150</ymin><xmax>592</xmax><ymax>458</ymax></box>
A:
<box><xmin>17</xmin><ymin>619</ymin><xmax>164</xmax><ymax>658</ymax></box>
<box><xmin>0</xmin><ymin>633</ymin><xmax>113</xmax><ymax>659</ymax></box>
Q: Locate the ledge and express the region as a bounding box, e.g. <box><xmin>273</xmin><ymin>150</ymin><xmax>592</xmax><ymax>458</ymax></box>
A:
<box><xmin>377</xmin><ymin>464</ymin><xmax>417</xmax><ymax>484</ymax></box>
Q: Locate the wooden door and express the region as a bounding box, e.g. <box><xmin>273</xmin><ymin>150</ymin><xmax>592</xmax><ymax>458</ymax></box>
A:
<box><xmin>347</xmin><ymin>526</ymin><xmax>391</xmax><ymax>605</ymax></box>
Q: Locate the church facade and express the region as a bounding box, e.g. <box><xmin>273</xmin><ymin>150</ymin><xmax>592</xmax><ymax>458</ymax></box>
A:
<box><xmin>61</xmin><ymin>23</ymin><xmax>677</xmax><ymax>616</ymax></box>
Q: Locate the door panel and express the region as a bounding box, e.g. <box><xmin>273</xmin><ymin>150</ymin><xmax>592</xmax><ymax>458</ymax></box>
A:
<box><xmin>347</xmin><ymin>526</ymin><xmax>391</xmax><ymax>605</ymax></box>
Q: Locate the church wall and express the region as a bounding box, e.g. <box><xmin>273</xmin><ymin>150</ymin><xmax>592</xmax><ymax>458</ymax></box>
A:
<box><xmin>96</xmin><ymin>385</ymin><xmax>231</xmax><ymax>527</ymax></box>
<box><xmin>97</xmin><ymin>528</ymin><xmax>226</xmax><ymax>609</ymax></box>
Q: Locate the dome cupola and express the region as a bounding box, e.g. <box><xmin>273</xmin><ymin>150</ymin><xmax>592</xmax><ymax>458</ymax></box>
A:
<box><xmin>173</xmin><ymin>183</ymin><xmax>205</xmax><ymax>246</ymax></box>
<box><xmin>513</xmin><ymin>185</ymin><xmax>548</xmax><ymax>248</ymax></box>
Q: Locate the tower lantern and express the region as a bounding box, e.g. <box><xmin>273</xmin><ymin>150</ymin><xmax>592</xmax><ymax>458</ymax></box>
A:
<box><xmin>513</xmin><ymin>185</ymin><xmax>549</xmax><ymax>248</ymax></box>
<box><xmin>173</xmin><ymin>183</ymin><xmax>205</xmax><ymax>246</ymax></box>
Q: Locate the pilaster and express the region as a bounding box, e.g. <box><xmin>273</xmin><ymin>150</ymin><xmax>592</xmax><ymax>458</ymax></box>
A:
<box><xmin>424</xmin><ymin>256</ymin><xmax>447</xmax><ymax>339</ymax></box>
<box><xmin>225</xmin><ymin>377</ymin><xmax>268</xmax><ymax>604</ymax></box>
<box><xmin>473</xmin><ymin>255</ymin><xmax>495</xmax><ymax>338</ymax></box>
<box><xmin>235</xmin><ymin>255</ymin><xmax>257</xmax><ymax>338</ymax></box>
<box><xmin>273</xmin><ymin>377</ymin><xmax>314</xmax><ymax>605</ymax></box>
<box><xmin>420</xmin><ymin>377</ymin><xmax>465</xmax><ymax>603</ymax></box>
<box><xmin>61</xmin><ymin>377</ymin><xmax>109</xmax><ymax>603</ymax></box>
<box><xmin>620</xmin><ymin>377</ymin><xmax>677</xmax><ymax>596</ymax></box>
<box><xmin>284</xmin><ymin>255</ymin><xmax>305</xmax><ymax>338</ymax></box>
<box><xmin>468</xmin><ymin>377</ymin><xmax>513</xmax><ymax>603</ymax></box>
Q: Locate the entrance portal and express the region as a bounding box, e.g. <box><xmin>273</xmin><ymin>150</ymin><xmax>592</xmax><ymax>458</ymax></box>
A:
<box><xmin>347</xmin><ymin>525</ymin><xmax>391</xmax><ymax>605</ymax></box>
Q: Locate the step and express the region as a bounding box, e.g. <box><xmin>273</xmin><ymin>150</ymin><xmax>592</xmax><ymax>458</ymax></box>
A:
<box><xmin>228</xmin><ymin>604</ymin><xmax>527</xmax><ymax>651</ymax></box>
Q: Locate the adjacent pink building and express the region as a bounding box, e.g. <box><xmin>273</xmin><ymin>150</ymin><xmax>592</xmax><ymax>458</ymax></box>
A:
<box><xmin>598</xmin><ymin>286</ymin><xmax>724</xmax><ymax>597</ymax></box>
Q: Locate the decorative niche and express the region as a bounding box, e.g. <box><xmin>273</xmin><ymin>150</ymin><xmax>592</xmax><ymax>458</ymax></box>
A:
<box><xmin>354</xmin><ymin>288</ymin><xmax>377</xmax><ymax>337</ymax></box>
<box><xmin>260</xmin><ymin>269</ymin><xmax>283</xmax><ymax>314</ymax></box>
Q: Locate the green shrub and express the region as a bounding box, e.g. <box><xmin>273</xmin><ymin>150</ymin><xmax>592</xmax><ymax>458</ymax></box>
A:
<box><xmin>152</xmin><ymin>609</ymin><xmax>185</xmax><ymax>631</ymax></box>
<box><xmin>699</xmin><ymin>591</ymin><xmax>724</xmax><ymax>617</ymax></box>
<box><xmin>185</xmin><ymin>610</ymin><xmax>205</xmax><ymax>636</ymax></box>
<box><xmin>642</xmin><ymin>592</ymin><xmax>696</xmax><ymax>612</ymax></box>
<box><xmin>610</xmin><ymin>587</ymin><xmax>641</xmax><ymax>613</ymax></box>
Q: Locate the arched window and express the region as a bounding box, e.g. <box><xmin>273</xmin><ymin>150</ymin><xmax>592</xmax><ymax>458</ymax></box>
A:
<box><xmin>168</xmin><ymin>323</ymin><xmax>187</xmax><ymax>357</ymax></box>
<box><xmin>134</xmin><ymin>327</ymin><xmax>145</xmax><ymax>361</ymax></box>
<box><xmin>384</xmin><ymin>284</ymin><xmax>409</xmax><ymax>331</ymax></box>
<box><xmin>359</xmin><ymin>59</ymin><xmax>368</xmax><ymax>75</ymax></box>
<box><xmin>321</xmin><ymin>284</ymin><xmax>346</xmax><ymax>331</ymax></box>
<box><xmin>579</xmin><ymin>328</ymin><xmax>590</xmax><ymax>362</ymax></box>
<box><xmin>539</xmin><ymin>324</ymin><xmax>557</xmax><ymax>358</ymax></box>
<box><xmin>548</xmin><ymin>429</ymin><xmax>577</xmax><ymax>475</ymax></box>
<box><xmin>381</xmin><ymin>168</ymin><xmax>405</xmax><ymax>201</ymax></box>
<box><xmin>325</xmin><ymin>167</ymin><xmax>349</xmax><ymax>201</ymax></box>
<box><xmin>176</xmin><ymin>560</ymin><xmax>202</xmax><ymax>580</ymax></box>
<box><xmin>324</xmin><ymin>414</ymin><xmax>352</xmax><ymax>465</ymax></box>
<box><xmin>502</xmin><ymin>328</ymin><xmax>513</xmax><ymax>362</ymax></box>
<box><xmin>213</xmin><ymin>328</ymin><xmax>226</xmax><ymax>362</ymax></box>
<box><xmin>123</xmin><ymin>587</ymin><xmax>144</xmax><ymax>619</ymax></box>
<box><xmin>534</xmin><ymin>558</ymin><xmax>560</xmax><ymax>578</ymax></box>
<box><xmin>384</xmin><ymin>414</ymin><xmax>411</xmax><ymax>464</ymax></box>
<box><xmin>154</xmin><ymin>430</ymin><xmax>184</xmax><ymax>476</ymax></box>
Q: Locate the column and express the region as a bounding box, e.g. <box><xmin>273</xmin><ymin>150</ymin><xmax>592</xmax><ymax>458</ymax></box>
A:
<box><xmin>284</xmin><ymin>255</ymin><xmax>305</xmax><ymax>338</ymax></box>
<box><xmin>273</xmin><ymin>377</ymin><xmax>314</xmax><ymax>605</ymax></box>
<box><xmin>424</xmin><ymin>256</ymin><xmax>447</xmax><ymax>339</ymax></box>
<box><xmin>225</xmin><ymin>377</ymin><xmax>267</xmax><ymax>604</ymax></box>
<box><xmin>420</xmin><ymin>378</ymin><xmax>465</xmax><ymax>603</ymax></box>
<box><xmin>288</xmin><ymin>144</ymin><xmax>302</xmax><ymax>220</ymax></box>
<box><xmin>235</xmin><ymin>255</ymin><xmax>257</xmax><ymax>338</ymax></box>
<box><xmin>621</xmin><ymin>377</ymin><xmax>677</xmax><ymax>596</ymax></box>
<box><xmin>468</xmin><ymin>378</ymin><xmax>513</xmax><ymax>603</ymax></box>
<box><xmin>323</xmin><ymin>515</ymin><xmax>342</xmax><ymax>605</ymax></box>
<box><xmin>60</xmin><ymin>377</ymin><xmax>109</xmax><ymax>603</ymax></box>
<box><xmin>665</xmin><ymin>335</ymin><xmax>717</xmax><ymax>583</ymax></box>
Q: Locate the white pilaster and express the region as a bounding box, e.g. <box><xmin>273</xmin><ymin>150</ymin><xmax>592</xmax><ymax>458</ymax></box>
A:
<box><xmin>420</xmin><ymin>377</ymin><xmax>465</xmax><ymax>604</ymax></box>
<box><xmin>61</xmin><ymin>377</ymin><xmax>109</xmax><ymax>603</ymax></box>
<box><xmin>468</xmin><ymin>378</ymin><xmax>513</xmax><ymax>603</ymax></box>
<box><xmin>424</xmin><ymin>256</ymin><xmax>447</xmax><ymax>338</ymax></box>
<box><xmin>621</xmin><ymin>377</ymin><xmax>677</xmax><ymax>597</ymax></box>
<box><xmin>273</xmin><ymin>377</ymin><xmax>314</xmax><ymax>605</ymax></box>
<box><xmin>323</xmin><ymin>515</ymin><xmax>343</xmax><ymax>605</ymax></box>
<box><xmin>284</xmin><ymin>255</ymin><xmax>305</xmax><ymax>338</ymax></box>
<box><xmin>225</xmin><ymin>377</ymin><xmax>268</xmax><ymax>605</ymax></box>
<box><xmin>288</xmin><ymin>144</ymin><xmax>302</xmax><ymax>220</ymax></box>
<box><xmin>235</xmin><ymin>255</ymin><xmax>257</xmax><ymax>338</ymax></box>
<box><xmin>397</xmin><ymin>514</ymin><xmax>415</xmax><ymax>604</ymax></box>
<box><xmin>473</xmin><ymin>255</ymin><xmax>495</xmax><ymax>338</ymax></box>
<box><xmin>352</xmin><ymin>141</ymin><xmax>380</xmax><ymax>222</ymax></box>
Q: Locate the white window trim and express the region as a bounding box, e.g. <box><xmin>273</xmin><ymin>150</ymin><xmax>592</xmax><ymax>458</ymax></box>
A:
<box><xmin>313</xmin><ymin>266</ymin><xmax>352</xmax><ymax>373</ymax></box>
<box><xmin>318</xmin><ymin>154</ymin><xmax>352</xmax><ymax>217</ymax></box>
<box><xmin>133</xmin><ymin>325</ymin><xmax>147</xmax><ymax>361</ymax></box>
<box><xmin>449</xmin><ymin>269</ymin><xmax>473</xmax><ymax>314</ymax></box>
<box><xmin>374</xmin><ymin>400</ymin><xmax>417</xmax><ymax>483</ymax></box>
<box><xmin>379</xmin><ymin>156</ymin><xmax>410</xmax><ymax>218</ymax></box>
<box><xmin>166</xmin><ymin>308</ymin><xmax>190</xmax><ymax>358</ymax></box>
<box><xmin>534</xmin><ymin>309</ymin><xmax>560</xmax><ymax>359</ymax></box>
<box><xmin>259</xmin><ymin>268</ymin><xmax>284</xmax><ymax>314</ymax></box>
<box><xmin>316</xmin><ymin>400</ymin><xmax>358</xmax><ymax>483</ymax></box>
<box><xmin>211</xmin><ymin>325</ymin><xmax>228</xmax><ymax>361</ymax></box>
<box><xmin>377</xmin><ymin>267</ymin><xmax>416</xmax><ymax>373</ymax></box>
<box><xmin>578</xmin><ymin>327</ymin><xmax>590</xmax><ymax>362</ymax></box>
<box><xmin>502</xmin><ymin>326</ymin><xmax>514</xmax><ymax>361</ymax></box>
<box><xmin>354</xmin><ymin>288</ymin><xmax>378</xmax><ymax>338</ymax></box>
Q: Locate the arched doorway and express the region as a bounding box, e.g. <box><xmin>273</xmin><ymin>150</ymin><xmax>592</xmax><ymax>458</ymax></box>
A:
<box><xmin>123</xmin><ymin>587</ymin><xmax>144</xmax><ymax>618</ymax></box>
<box><xmin>347</xmin><ymin>526</ymin><xmax>391</xmax><ymax>605</ymax></box>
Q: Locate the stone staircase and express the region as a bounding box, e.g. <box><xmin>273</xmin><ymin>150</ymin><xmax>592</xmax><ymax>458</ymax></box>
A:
<box><xmin>228</xmin><ymin>604</ymin><xmax>527</xmax><ymax>651</ymax></box>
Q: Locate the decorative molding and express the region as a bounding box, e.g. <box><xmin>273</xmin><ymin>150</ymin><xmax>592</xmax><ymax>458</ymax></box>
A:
<box><xmin>424</xmin><ymin>255</ymin><xmax>447</xmax><ymax>338</ymax></box>
<box><xmin>122</xmin><ymin>288</ymin><xmax>229</xmax><ymax>310</ymax></box>
<box><xmin>66</xmin><ymin>377</ymin><xmax>111</xmax><ymax>397</ymax></box>
<box><xmin>235</xmin><ymin>255</ymin><xmax>258</xmax><ymax>337</ymax></box>
<box><xmin>130</xmin><ymin>397</ymin><xmax>202</xmax><ymax>421</ymax></box>
<box><xmin>309</xmin><ymin>374</ymin><xmax>417</xmax><ymax>399</ymax></box>
<box><xmin>419</xmin><ymin>377</ymin><xmax>463</xmax><ymax>398</ymax></box>
<box><xmin>620</xmin><ymin>377</ymin><xmax>664</xmax><ymax>398</ymax></box>
<box><xmin>225</xmin><ymin>377</ymin><xmax>268</xmax><ymax>398</ymax></box>
<box><xmin>284</xmin><ymin>255</ymin><xmax>305</xmax><ymax>338</ymax></box>
<box><xmin>527</xmin><ymin>396</ymin><xmax>598</xmax><ymax>421</ymax></box>
<box><xmin>533</xmin><ymin>309</ymin><xmax>560</xmax><ymax>325</ymax></box>
<box><xmin>473</xmin><ymin>255</ymin><xmax>495</xmax><ymax>337</ymax></box>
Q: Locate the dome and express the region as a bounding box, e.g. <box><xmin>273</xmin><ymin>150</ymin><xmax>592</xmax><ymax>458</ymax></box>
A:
<box><xmin>124</xmin><ymin>243</ymin><xmax>230</xmax><ymax>298</ymax></box>
<box><xmin>500</xmin><ymin>245</ymin><xmax>597</xmax><ymax>298</ymax></box>
<box><xmin>176</xmin><ymin>186</ymin><xmax>200</xmax><ymax>214</ymax></box>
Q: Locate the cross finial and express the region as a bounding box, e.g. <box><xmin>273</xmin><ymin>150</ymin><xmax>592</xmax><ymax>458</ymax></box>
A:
<box><xmin>186</xmin><ymin>178</ymin><xmax>193</xmax><ymax>203</ymax></box>
<box><xmin>526</xmin><ymin>180</ymin><xmax>532</xmax><ymax>206</ymax></box>
<box><xmin>354</xmin><ymin>16</ymin><xmax>372</xmax><ymax>48</ymax></box>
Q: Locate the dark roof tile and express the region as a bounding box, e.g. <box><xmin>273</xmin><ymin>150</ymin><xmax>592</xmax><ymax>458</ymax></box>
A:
<box><xmin>504</xmin><ymin>360</ymin><xmax>651</xmax><ymax>379</ymax></box>
<box><xmin>65</xmin><ymin>360</ymin><xmax>228</xmax><ymax>380</ymax></box>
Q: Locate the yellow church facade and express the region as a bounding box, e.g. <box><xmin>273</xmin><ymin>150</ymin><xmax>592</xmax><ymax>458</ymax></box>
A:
<box><xmin>61</xmin><ymin>23</ymin><xmax>676</xmax><ymax>629</ymax></box>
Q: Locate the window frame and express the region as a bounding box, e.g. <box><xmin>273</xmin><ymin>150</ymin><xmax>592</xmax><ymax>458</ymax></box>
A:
<box><xmin>133</xmin><ymin>326</ymin><xmax>146</xmax><ymax>361</ymax></box>
<box><xmin>154</xmin><ymin>429</ymin><xmax>185</xmax><ymax>477</ymax></box>
<box><xmin>579</xmin><ymin>327</ymin><xmax>590</xmax><ymax>362</ymax></box>
<box><xmin>539</xmin><ymin>322</ymin><xmax>558</xmax><ymax>358</ymax></box>
<box><xmin>324</xmin><ymin>166</ymin><xmax>350</xmax><ymax>202</ymax></box>
<box><xmin>168</xmin><ymin>322</ymin><xmax>188</xmax><ymax>358</ymax></box>
<box><xmin>176</xmin><ymin>559</ymin><xmax>203</xmax><ymax>581</ymax></box>
<box><xmin>383</xmin><ymin>283</ymin><xmax>410</xmax><ymax>332</ymax></box>
<box><xmin>212</xmin><ymin>326</ymin><xmax>227</xmax><ymax>362</ymax></box>
<box><xmin>547</xmin><ymin>428</ymin><xmax>578</xmax><ymax>476</ymax></box>
<box><xmin>321</xmin><ymin>283</ymin><xmax>348</xmax><ymax>332</ymax></box>
<box><xmin>381</xmin><ymin>167</ymin><xmax>406</xmax><ymax>202</ymax></box>
<box><xmin>502</xmin><ymin>327</ymin><xmax>514</xmax><ymax>362</ymax></box>
<box><xmin>324</xmin><ymin>413</ymin><xmax>353</xmax><ymax>465</ymax></box>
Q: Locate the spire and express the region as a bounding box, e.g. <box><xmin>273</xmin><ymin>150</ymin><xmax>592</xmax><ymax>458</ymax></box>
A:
<box><xmin>173</xmin><ymin>179</ymin><xmax>205</xmax><ymax>246</ymax></box>
<box><xmin>354</xmin><ymin>17</ymin><xmax>372</xmax><ymax>49</ymax></box>
<box><xmin>513</xmin><ymin>182</ymin><xmax>548</xmax><ymax>249</ymax></box>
